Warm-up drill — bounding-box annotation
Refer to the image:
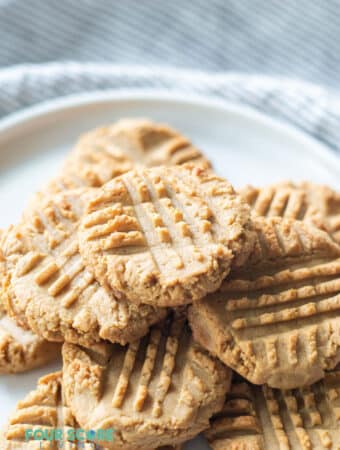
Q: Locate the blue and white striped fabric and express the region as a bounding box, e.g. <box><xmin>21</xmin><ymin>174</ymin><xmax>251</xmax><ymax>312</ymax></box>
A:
<box><xmin>0</xmin><ymin>1</ymin><xmax>339</xmax><ymax>152</ymax></box>
<box><xmin>1</xmin><ymin>0</ymin><xmax>340</xmax><ymax>88</ymax></box>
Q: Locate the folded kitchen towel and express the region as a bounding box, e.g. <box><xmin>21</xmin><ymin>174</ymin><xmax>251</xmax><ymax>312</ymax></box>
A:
<box><xmin>0</xmin><ymin>64</ymin><xmax>339</xmax><ymax>154</ymax></box>
<box><xmin>0</xmin><ymin>0</ymin><xmax>340</xmax><ymax>89</ymax></box>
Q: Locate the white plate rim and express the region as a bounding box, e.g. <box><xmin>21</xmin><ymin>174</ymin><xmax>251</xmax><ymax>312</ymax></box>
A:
<box><xmin>0</xmin><ymin>89</ymin><xmax>339</xmax><ymax>174</ymax></box>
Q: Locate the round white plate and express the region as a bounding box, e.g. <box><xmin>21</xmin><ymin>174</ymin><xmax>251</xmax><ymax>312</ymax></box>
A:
<box><xmin>0</xmin><ymin>91</ymin><xmax>339</xmax><ymax>449</ymax></box>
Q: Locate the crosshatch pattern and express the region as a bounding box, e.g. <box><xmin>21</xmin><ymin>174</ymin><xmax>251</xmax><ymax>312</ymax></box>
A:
<box><xmin>240</xmin><ymin>182</ymin><xmax>340</xmax><ymax>244</ymax></box>
<box><xmin>79</xmin><ymin>165</ymin><xmax>254</xmax><ymax>307</ymax></box>
<box><xmin>63</xmin><ymin>314</ymin><xmax>231</xmax><ymax>450</ymax></box>
<box><xmin>2</xmin><ymin>372</ymin><xmax>98</xmax><ymax>449</ymax></box>
<box><xmin>2</xmin><ymin>370</ymin><xmax>184</xmax><ymax>450</ymax></box>
<box><xmin>189</xmin><ymin>217</ymin><xmax>340</xmax><ymax>389</ymax></box>
<box><xmin>49</xmin><ymin>119</ymin><xmax>211</xmax><ymax>192</ymax></box>
<box><xmin>205</xmin><ymin>369</ymin><xmax>340</xmax><ymax>450</ymax></box>
<box><xmin>2</xmin><ymin>190</ymin><xmax>165</xmax><ymax>347</ymax></box>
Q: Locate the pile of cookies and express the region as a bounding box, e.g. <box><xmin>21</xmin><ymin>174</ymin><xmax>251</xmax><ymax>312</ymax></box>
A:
<box><xmin>1</xmin><ymin>119</ymin><xmax>339</xmax><ymax>450</ymax></box>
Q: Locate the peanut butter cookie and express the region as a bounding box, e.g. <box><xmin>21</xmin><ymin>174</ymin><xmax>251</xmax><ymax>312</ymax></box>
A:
<box><xmin>63</xmin><ymin>313</ymin><xmax>231</xmax><ymax>450</ymax></box>
<box><xmin>1</xmin><ymin>370</ymin><xmax>181</xmax><ymax>449</ymax></box>
<box><xmin>79</xmin><ymin>165</ymin><xmax>255</xmax><ymax>307</ymax></box>
<box><xmin>240</xmin><ymin>181</ymin><xmax>340</xmax><ymax>243</ymax></box>
<box><xmin>0</xmin><ymin>302</ymin><xmax>60</xmax><ymax>374</ymax></box>
<box><xmin>0</xmin><ymin>230</ymin><xmax>60</xmax><ymax>373</ymax></box>
<box><xmin>189</xmin><ymin>217</ymin><xmax>340</xmax><ymax>389</ymax></box>
<box><xmin>2</xmin><ymin>190</ymin><xmax>166</xmax><ymax>347</ymax></box>
<box><xmin>1</xmin><ymin>371</ymin><xmax>98</xmax><ymax>449</ymax></box>
<box><xmin>51</xmin><ymin>119</ymin><xmax>211</xmax><ymax>191</ymax></box>
<box><xmin>205</xmin><ymin>369</ymin><xmax>340</xmax><ymax>450</ymax></box>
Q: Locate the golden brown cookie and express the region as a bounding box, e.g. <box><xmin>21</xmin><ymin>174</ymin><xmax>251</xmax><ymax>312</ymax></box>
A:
<box><xmin>0</xmin><ymin>302</ymin><xmax>60</xmax><ymax>374</ymax></box>
<box><xmin>50</xmin><ymin>119</ymin><xmax>211</xmax><ymax>191</ymax></box>
<box><xmin>1</xmin><ymin>371</ymin><xmax>180</xmax><ymax>449</ymax></box>
<box><xmin>1</xmin><ymin>371</ymin><xmax>99</xmax><ymax>449</ymax></box>
<box><xmin>0</xmin><ymin>230</ymin><xmax>60</xmax><ymax>373</ymax></box>
<box><xmin>63</xmin><ymin>313</ymin><xmax>231</xmax><ymax>450</ymax></box>
<box><xmin>205</xmin><ymin>369</ymin><xmax>340</xmax><ymax>450</ymax></box>
<box><xmin>2</xmin><ymin>190</ymin><xmax>166</xmax><ymax>347</ymax></box>
<box><xmin>79</xmin><ymin>165</ymin><xmax>255</xmax><ymax>307</ymax></box>
<box><xmin>189</xmin><ymin>217</ymin><xmax>340</xmax><ymax>389</ymax></box>
<box><xmin>240</xmin><ymin>181</ymin><xmax>340</xmax><ymax>243</ymax></box>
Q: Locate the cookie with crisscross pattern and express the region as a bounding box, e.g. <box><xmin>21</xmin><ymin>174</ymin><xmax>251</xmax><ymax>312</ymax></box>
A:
<box><xmin>189</xmin><ymin>217</ymin><xmax>340</xmax><ymax>389</ymax></box>
<box><xmin>79</xmin><ymin>164</ymin><xmax>255</xmax><ymax>307</ymax></box>
<box><xmin>0</xmin><ymin>230</ymin><xmax>60</xmax><ymax>373</ymax></box>
<box><xmin>1</xmin><ymin>190</ymin><xmax>165</xmax><ymax>347</ymax></box>
<box><xmin>1</xmin><ymin>372</ymin><xmax>98</xmax><ymax>449</ymax></box>
<box><xmin>205</xmin><ymin>369</ymin><xmax>340</xmax><ymax>450</ymax></box>
<box><xmin>240</xmin><ymin>181</ymin><xmax>340</xmax><ymax>243</ymax></box>
<box><xmin>63</xmin><ymin>313</ymin><xmax>231</xmax><ymax>450</ymax></box>
<box><xmin>1</xmin><ymin>370</ymin><xmax>183</xmax><ymax>449</ymax></box>
<box><xmin>50</xmin><ymin>119</ymin><xmax>211</xmax><ymax>192</ymax></box>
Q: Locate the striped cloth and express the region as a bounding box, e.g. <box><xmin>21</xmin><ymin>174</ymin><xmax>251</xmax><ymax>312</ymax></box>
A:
<box><xmin>0</xmin><ymin>0</ymin><xmax>340</xmax><ymax>89</ymax></box>
<box><xmin>0</xmin><ymin>1</ymin><xmax>339</xmax><ymax>153</ymax></box>
<box><xmin>1</xmin><ymin>64</ymin><xmax>340</xmax><ymax>153</ymax></box>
